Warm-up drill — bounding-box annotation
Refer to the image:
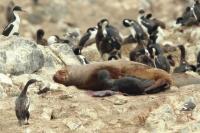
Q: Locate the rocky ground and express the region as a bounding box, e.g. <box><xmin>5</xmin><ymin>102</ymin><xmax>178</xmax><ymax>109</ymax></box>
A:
<box><xmin>1</xmin><ymin>0</ymin><xmax>200</xmax><ymax>133</ymax></box>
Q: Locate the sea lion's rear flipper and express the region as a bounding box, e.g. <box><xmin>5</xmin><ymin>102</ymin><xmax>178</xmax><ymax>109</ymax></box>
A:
<box><xmin>144</xmin><ymin>79</ymin><xmax>170</xmax><ymax>93</ymax></box>
<box><xmin>89</xmin><ymin>90</ymin><xmax>116</xmax><ymax>97</ymax></box>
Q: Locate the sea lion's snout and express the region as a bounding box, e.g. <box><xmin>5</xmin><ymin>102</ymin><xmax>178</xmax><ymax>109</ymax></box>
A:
<box><xmin>53</xmin><ymin>69</ymin><xmax>68</xmax><ymax>84</ymax></box>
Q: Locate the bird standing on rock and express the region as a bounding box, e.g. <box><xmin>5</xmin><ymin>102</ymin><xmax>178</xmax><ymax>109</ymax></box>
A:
<box><xmin>147</xmin><ymin>35</ymin><xmax>171</xmax><ymax>72</ymax></box>
<box><xmin>78</xmin><ymin>27</ymin><xmax>97</xmax><ymax>50</ymax></box>
<box><xmin>123</xmin><ymin>19</ymin><xmax>149</xmax><ymax>54</ymax></box>
<box><xmin>2</xmin><ymin>5</ymin><xmax>26</xmax><ymax>36</ymax></box>
<box><xmin>96</xmin><ymin>19</ymin><xmax>123</xmax><ymax>60</ymax></box>
<box><xmin>73</xmin><ymin>48</ymin><xmax>90</xmax><ymax>65</ymax></box>
<box><xmin>15</xmin><ymin>79</ymin><xmax>38</xmax><ymax>126</ymax></box>
<box><xmin>47</xmin><ymin>35</ymin><xmax>69</xmax><ymax>45</ymax></box>
<box><xmin>36</xmin><ymin>29</ymin><xmax>48</xmax><ymax>46</ymax></box>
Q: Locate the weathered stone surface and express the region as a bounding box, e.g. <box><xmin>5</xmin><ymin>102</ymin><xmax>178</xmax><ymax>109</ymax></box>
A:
<box><xmin>63</xmin><ymin>117</ymin><xmax>83</xmax><ymax>130</ymax></box>
<box><xmin>0</xmin><ymin>73</ymin><xmax>13</xmax><ymax>87</ymax></box>
<box><xmin>0</xmin><ymin>85</ymin><xmax>7</xmax><ymax>99</ymax></box>
<box><xmin>41</xmin><ymin>107</ymin><xmax>53</xmax><ymax>120</ymax></box>
<box><xmin>145</xmin><ymin>104</ymin><xmax>176</xmax><ymax>132</ymax></box>
<box><xmin>0</xmin><ymin>36</ymin><xmax>44</xmax><ymax>75</ymax></box>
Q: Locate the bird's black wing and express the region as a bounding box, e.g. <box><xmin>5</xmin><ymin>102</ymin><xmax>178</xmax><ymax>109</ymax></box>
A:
<box><xmin>78</xmin><ymin>32</ymin><xmax>90</xmax><ymax>47</ymax></box>
<box><xmin>107</xmin><ymin>26</ymin><xmax>123</xmax><ymax>43</ymax></box>
<box><xmin>122</xmin><ymin>34</ymin><xmax>137</xmax><ymax>45</ymax></box>
<box><xmin>15</xmin><ymin>109</ymin><xmax>21</xmax><ymax>120</ymax></box>
<box><xmin>2</xmin><ymin>23</ymin><xmax>14</xmax><ymax>36</ymax></box>
<box><xmin>155</xmin><ymin>55</ymin><xmax>170</xmax><ymax>72</ymax></box>
<box><xmin>194</xmin><ymin>3</ymin><xmax>200</xmax><ymax>21</ymax></box>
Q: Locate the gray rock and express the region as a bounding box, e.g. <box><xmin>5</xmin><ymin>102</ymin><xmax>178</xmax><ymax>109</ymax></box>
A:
<box><xmin>0</xmin><ymin>36</ymin><xmax>81</xmax><ymax>76</ymax></box>
<box><xmin>0</xmin><ymin>73</ymin><xmax>13</xmax><ymax>87</ymax></box>
<box><xmin>38</xmin><ymin>42</ymin><xmax>81</xmax><ymax>69</ymax></box>
<box><xmin>0</xmin><ymin>36</ymin><xmax>44</xmax><ymax>75</ymax></box>
<box><xmin>41</xmin><ymin>107</ymin><xmax>53</xmax><ymax>120</ymax></box>
<box><xmin>145</xmin><ymin>104</ymin><xmax>176</xmax><ymax>132</ymax></box>
<box><xmin>0</xmin><ymin>85</ymin><xmax>7</xmax><ymax>99</ymax></box>
<box><xmin>63</xmin><ymin>117</ymin><xmax>82</xmax><ymax>130</ymax></box>
<box><xmin>176</xmin><ymin>121</ymin><xmax>200</xmax><ymax>133</ymax></box>
<box><xmin>181</xmin><ymin>97</ymin><xmax>196</xmax><ymax>111</ymax></box>
<box><xmin>114</xmin><ymin>99</ymin><xmax>128</xmax><ymax>105</ymax></box>
<box><xmin>49</xmin><ymin>43</ymin><xmax>81</xmax><ymax>66</ymax></box>
<box><xmin>78</xmin><ymin>107</ymin><xmax>98</xmax><ymax>120</ymax></box>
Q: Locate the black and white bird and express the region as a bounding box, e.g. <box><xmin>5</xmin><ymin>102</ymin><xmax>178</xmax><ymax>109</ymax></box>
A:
<box><xmin>137</xmin><ymin>9</ymin><xmax>149</xmax><ymax>35</ymax></box>
<box><xmin>123</xmin><ymin>19</ymin><xmax>149</xmax><ymax>55</ymax></box>
<box><xmin>15</xmin><ymin>79</ymin><xmax>37</xmax><ymax>126</ymax></box>
<box><xmin>78</xmin><ymin>27</ymin><xmax>97</xmax><ymax>49</ymax></box>
<box><xmin>2</xmin><ymin>5</ymin><xmax>25</xmax><ymax>36</ymax></box>
<box><xmin>176</xmin><ymin>6</ymin><xmax>199</xmax><ymax>26</ymax></box>
<box><xmin>73</xmin><ymin>48</ymin><xmax>89</xmax><ymax>65</ymax></box>
<box><xmin>96</xmin><ymin>19</ymin><xmax>123</xmax><ymax>60</ymax></box>
<box><xmin>191</xmin><ymin>0</ymin><xmax>200</xmax><ymax>22</ymax></box>
<box><xmin>147</xmin><ymin>35</ymin><xmax>171</xmax><ymax>72</ymax></box>
<box><xmin>137</xmin><ymin>10</ymin><xmax>166</xmax><ymax>43</ymax></box>
<box><xmin>47</xmin><ymin>35</ymin><xmax>69</xmax><ymax>45</ymax></box>
<box><xmin>73</xmin><ymin>27</ymin><xmax>97</xmax><ymax>60</ymax></box>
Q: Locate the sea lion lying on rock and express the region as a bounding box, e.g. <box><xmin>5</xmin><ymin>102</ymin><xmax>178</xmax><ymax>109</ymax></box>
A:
<box><xmin>53</xmin><ymin>60</ymin><xmax>172</xmax><ymax>96</ymax></box>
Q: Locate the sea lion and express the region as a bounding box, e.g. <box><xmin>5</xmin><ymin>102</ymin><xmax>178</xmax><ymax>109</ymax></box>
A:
<box><xmin>53</xmin><ymin>60</ymin><xmax>172</xmax><ymax>93</ymax></box>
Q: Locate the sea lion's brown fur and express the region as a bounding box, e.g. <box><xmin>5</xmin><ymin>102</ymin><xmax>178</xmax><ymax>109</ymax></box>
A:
<box><xmin>54</xmin><ymin>60</ymin><xmax>172</xmax><ymax>91</ymax></box>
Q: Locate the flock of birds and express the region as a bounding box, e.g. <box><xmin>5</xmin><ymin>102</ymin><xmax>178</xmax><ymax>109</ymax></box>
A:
<box><xmin>1</xmin><ymin>0</ymin><xmax>200</xmax><ymax>126</ymax></box>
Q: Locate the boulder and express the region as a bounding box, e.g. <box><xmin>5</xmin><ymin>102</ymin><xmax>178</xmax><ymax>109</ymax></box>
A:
<box><xmin>0</xmin><ymin>73</ymin><xmax>13</xmax><ymax>87</ymax></box>
<box><xmin>0</xmin><ymin>36</ymin><xmax>81</xmax><ymax>76</ymax></box>
<box><xmin>0</xmin><ymin>36</ymin><xmax>44</xmax><ymax>75</ymax></box>
<box><xmin>145</xmin><ymin>104</ymin><xmax>176</xmax><ymax>132</ymax></box>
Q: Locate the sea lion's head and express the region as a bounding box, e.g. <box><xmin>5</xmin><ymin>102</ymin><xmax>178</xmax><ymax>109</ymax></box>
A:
<box><xmin>53</xmin><ymin>68</ymin><xmax>69</xmax><ymax>85</ymax></box>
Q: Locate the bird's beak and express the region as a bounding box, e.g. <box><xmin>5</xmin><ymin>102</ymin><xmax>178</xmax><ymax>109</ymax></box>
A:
<box><xmin>21</xmin><ymin>10</ymin><xmax>28</xmax><ymax>14</ymax></box>
<box><xmin>36</xmin><ymin>80</ymin><xmax>43</xmax><ymax>83</ymax></box>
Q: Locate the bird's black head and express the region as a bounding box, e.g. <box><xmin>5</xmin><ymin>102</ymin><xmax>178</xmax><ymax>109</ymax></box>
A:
<box><xmin>73</xmin><ymin>47</ymin><xmax>81</xmax><ymax>55</ymax></box>
<box><xmin>37</xmin><ymin>29</ymin><xmax>45</xmax><ymax>38</ymax></box>
<box><xmin>139</xmin><ymin>9</ymin><xmax>145</xmax><ymax>14</ymax></box>
<box><xmin>13</xmin><ymin>6</ymin><xmax>23</xmax><ymax>12</ymax></box>
<box><xmin>195</xmin><ymin>0</ymin><xmax>200</xmax><ymax>4</ymax></box>
<box><xmin>87</xmin><ymin>27</ymin><xmax>97</xmax><ymax>33</ymax></box>
<box><xmin>176</xmin><ymin>17</ymin><xmax>183</xmax><ymax>24</ymax></box>
<box><xmin>146</xmin><ymin>13</ymin><xmax>152</xmax><ymax>19</ymax></box>
<box><xmin>122</xmin><ymin>19</ymin><xmax>133</xmax><ymax>27</ymax></box>
<box><xmin>186</xmin><ymin>6</ymin><xmax>191</xmax><ymax>12</ymax></box>
<box><xmin>97</xmin><ymin>19</ymin><xmax>109</xmax><ymax>28</ymax></box>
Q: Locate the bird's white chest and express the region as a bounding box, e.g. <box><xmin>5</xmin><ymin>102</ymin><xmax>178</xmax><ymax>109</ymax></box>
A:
<box><xmin>9</xmin><ymin>12</ymin><xmax>20</xmax><ymax>36</ymax></box>
<box><xmin>129</xmin><ymin>27</ymin><xmax>136</xmax><ymax>38</ymax></box>
<box><xmin>137</xmin><ymin>16</ymin><xmax>148</xmax><ymax>35</ymax></box>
